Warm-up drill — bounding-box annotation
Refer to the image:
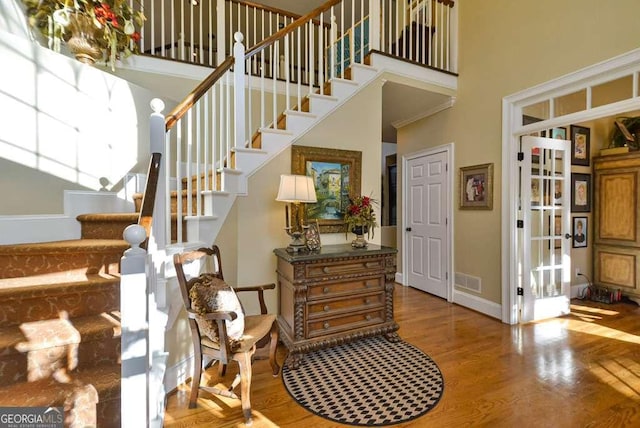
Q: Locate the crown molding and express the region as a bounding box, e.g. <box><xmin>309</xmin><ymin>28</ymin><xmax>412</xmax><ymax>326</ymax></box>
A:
<box><xmin>391</xmin><ymin>97</ymin><xmax>456</xmax><ymax>129</ymax></box>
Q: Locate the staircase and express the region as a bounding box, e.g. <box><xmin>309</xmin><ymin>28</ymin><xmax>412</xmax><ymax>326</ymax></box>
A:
<box><xmin>0</xmin><ymin>216</ymin><xmax>135</xmax><ymax>427</ymax></box>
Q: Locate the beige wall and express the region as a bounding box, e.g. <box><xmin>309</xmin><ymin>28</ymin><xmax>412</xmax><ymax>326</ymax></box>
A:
<box><xmin>233</xmin><ymin>80</ymin><xmax>384</xmax><ymax>312</ymax></box>
<box><xmin>397</xmin><ymin>0</ymin><xmax>640</xmax><ymax>304</ymax></box>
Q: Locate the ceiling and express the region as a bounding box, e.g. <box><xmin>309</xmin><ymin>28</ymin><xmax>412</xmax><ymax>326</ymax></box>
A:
<box><xmin>381</xmin><ymin>82</ymin><xmax>453</xmax><ymax>143</ymax></box>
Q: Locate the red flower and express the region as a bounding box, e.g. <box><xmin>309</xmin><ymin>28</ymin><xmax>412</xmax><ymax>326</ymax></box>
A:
<box><xmin>131</xmin><ymin>32</ymin><xmax>141</xmax><ymax>42</ymax></box>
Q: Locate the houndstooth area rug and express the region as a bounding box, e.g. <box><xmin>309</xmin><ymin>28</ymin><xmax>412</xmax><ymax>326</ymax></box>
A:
<box><xmin>282</xmin><ymin>336</ymin><xmax>444</xmax><ymax>426</ymax></box>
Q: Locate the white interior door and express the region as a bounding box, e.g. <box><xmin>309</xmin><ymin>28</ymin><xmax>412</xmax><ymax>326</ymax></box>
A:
<box><xmin>519</xmin><ymin>136</ymin><xmax>571</xmax><ymax>322</ymax></box>
<box><xmin>406</xmin><ymin>150</ymin><xmax>448</xmax><ymax>299</ymax></box>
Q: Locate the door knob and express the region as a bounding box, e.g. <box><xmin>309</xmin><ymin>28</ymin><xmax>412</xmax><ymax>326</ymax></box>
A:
<box><xmin>565</xmin><ymin>233</ymin><xmax>572</xmax><ymax>239</ymax></box>
<box><xmin>406</xmin><ymin>227</ymin><xmax>412</xmax><ymax>232</ymax></box>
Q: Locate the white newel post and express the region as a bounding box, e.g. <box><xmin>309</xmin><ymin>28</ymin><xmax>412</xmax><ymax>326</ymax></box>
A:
<box><xmin>147</xmin><ymin>99</ymin><xmax>169</xmax><ymax>428</ymax></box>
<box><xmin>121</xmin><ymin>225</ymin><xmax>150</xmax><ymax>428</ymax></box>
<box><xmin>369</xmin><ymin>0</ymin><xmax>381</xmax><ymax>52</ymax></box>
<box><xmin>233</xmin><ymin>32</ymin><xmax>246</xmax><ymax>149</ymax></box>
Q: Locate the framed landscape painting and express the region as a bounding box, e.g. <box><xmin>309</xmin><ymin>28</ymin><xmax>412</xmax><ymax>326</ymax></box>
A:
<box><xmin>292</xmin><ymin>145</ymin><xmax>362</xmax><ymax>233</ymax></box>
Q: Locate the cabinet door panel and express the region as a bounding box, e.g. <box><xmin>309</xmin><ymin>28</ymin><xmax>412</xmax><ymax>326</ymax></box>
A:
<box><xmin>596</xmin><ymin>249</ymin><xmax>636</xmax><ymax>289</ymax></box>
<box><xmin>598</xmin><ymin>172</ymin><xmax>636</xmax><ymax>242</ymax></box>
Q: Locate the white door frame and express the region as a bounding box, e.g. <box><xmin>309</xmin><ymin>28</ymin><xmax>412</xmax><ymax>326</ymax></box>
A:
<box><xmin>501</xmin><ymin>48</ymin><xmax>640</xmax><ymax>324</ymax></box>
<box><xmin>402</xmin><ymin>143</ymin><xmax>454</xmax><ymax>302</ymax></box>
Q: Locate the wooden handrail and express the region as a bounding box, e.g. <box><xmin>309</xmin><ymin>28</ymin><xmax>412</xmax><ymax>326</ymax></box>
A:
<box><xmin>165</xmin><ymin>56</ymin><xmax>235</xmax><ymax>130</ymax></box>
<box><xmin>137</xmin><ymin>152</ymin><xmax>162</xmax><ymax>248</ymax></box>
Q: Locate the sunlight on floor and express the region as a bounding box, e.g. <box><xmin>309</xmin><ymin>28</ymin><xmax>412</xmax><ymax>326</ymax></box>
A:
<box><xmin>570</xmin><ymin>304</ymin><xmax>619</xmax><ymax>317</ymax></box>
<box><xmin>163</xmin><ymin>382</ymin><xmax>281</xmax><ymax>428</ymax></box>
<box><xmin>590</xmin><ymin>357</ymin><xmax>640</xmax><ymax>401</ymax></box>
<box><xmin>563</xmin><ymin>318</ymin><xmax>640</xmax><ymax>345</ymax></box>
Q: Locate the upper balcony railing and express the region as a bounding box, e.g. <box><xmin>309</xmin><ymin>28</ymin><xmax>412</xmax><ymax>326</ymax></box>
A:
<box><xmin>135</xmin><ymin>0</ymin><xmax>457</xmax><ymax>75</ymax></box>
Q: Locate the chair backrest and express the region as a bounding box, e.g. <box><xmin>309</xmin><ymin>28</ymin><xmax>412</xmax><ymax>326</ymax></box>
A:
<box><xmin>174</xmin><ymin>245</ymin><xmax>224</xmax><ymax>308</ymax></box>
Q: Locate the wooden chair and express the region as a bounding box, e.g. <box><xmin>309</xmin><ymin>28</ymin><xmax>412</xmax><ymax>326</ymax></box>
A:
<box><xmin>173</xmin><ymin>244</ymin><xmax>280</xmax><ymax>425</ymax></box>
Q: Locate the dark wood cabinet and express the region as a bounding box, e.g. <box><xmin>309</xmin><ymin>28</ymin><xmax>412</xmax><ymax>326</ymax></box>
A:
<box><xmin>274</xmin><ymin>244</ymin><xmax>399</xmax><ymax>368</ymax></box>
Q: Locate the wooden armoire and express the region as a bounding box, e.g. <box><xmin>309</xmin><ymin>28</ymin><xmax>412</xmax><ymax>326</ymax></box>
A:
<box><xmin>593</xmin><ymin>152</ymin><xmax>640</xmax><ymax>304</ymax></box>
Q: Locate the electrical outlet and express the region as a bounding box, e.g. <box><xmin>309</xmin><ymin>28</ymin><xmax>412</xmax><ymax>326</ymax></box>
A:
<box><xmin>575</xmin><ymin>268</ymin><xmax>581</xmax><ymax>278</ymax></box>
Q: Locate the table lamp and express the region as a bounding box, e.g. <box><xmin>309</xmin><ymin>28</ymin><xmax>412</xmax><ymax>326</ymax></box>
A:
<box><xmin>276</xmin><ymin>174</ymin><xmax>317</xmax><ymax>253</ymax></box>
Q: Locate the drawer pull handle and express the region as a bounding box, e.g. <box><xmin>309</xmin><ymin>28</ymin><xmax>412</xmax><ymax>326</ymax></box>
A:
<box><xmin>323</xmin><ymin>305</ymin><xmax>330</xmax><ymax>312</ymax></box>
<box><xmin>365</xmin><ymin>262</ymin><xmax>377</xmax><ymax>269</ymax></box>
<box><xmin>364</xmin><ymin>298</ymin><xmax>370</xmax><ymax>304</ymax></box>
<box><xmin>323</xmin><ymin>267</ymin><xmax>330</xmax><ymax>273</ymax></box>
<box><xmin>323</xmin><ymin>287</ymin><xmax>330</xmax><ymax>294</ymax></box>
<box><xmin>323</xmin><ymin>322</ymin><xmax>330</xmax><ymax>329</ymax></box>
<box><xmin>365</xmin><ymin>314</ymin><xmax>372</xmax><ymax>320</ymax></box>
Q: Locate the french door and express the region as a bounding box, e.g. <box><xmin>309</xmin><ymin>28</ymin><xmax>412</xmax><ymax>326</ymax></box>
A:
<box><xmin>519</xmin><ymin>136</ymin><xmax>571</xmax><ymax>322</ymax></box>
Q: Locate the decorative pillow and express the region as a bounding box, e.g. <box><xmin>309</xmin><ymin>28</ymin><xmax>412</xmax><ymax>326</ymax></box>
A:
<box><xmin>188</xmin><ymin>274</ymin><xmax>245</xmax><ymax>350</ymax></box>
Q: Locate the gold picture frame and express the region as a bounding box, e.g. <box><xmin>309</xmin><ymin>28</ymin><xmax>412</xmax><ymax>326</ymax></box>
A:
<box><xmin>459</xmin><ymin>163</ymin><xmax>493</xmax><ymax>210</ymax></box>
<box><xmin>292</xmin><ymin>145</ymin><xmax>362</xmax><ymax>233</ymax></box>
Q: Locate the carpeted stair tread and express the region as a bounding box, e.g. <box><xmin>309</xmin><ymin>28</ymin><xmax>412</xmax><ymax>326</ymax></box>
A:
<box><xmin>0</xmin><ymin>239</ymin><xmax>129</xmax><ymax>254</ymax></box>
<box><xmin>0</xmin><ymin>312</ymin><xmax>121</xmax><ymax>386</ymax></box>
<box><xmin>77</xmin><ymin>213</ymin><xmax>138</xmax><ymax>221</ymax></box>
<box><xmin>0</xmin><ymin>274</ymin><xmax>120</xmax><ymax>328</ymax></box>
<box><xmin>0</xmin><ymin>311</ymin><xmax>121</xmax><ymax>355</ymax></box>
<box><xmin>77</xmin><ymin>213</ymin><xmax>139</xmax><ymax>240</ymax></box>
<box><xmin>0</xmin><ymin>363</ymin><xmax>121</xmax><ymax>406</ymax></box>
<box><xmin>0</xmin><ymin>239</ymin><xmax>128</xmax><ymax>279</ymax></box>
<box><xmin>0</xmin><ymin>273</ymin><xmax>119</xmax><ymax>295</ymax></box>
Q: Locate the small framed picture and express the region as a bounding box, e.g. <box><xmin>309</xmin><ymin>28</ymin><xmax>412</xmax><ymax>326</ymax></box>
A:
<box><xmin>570</xmin><ymin>125</ymin><xmax>590</xmax><ymax>166</ymax></box>
<box><xmin>459</xmin><ymin>163</ymin><xmax>494</xmax><ymax>210</ymax></box>
<box><xmin>551</xmin><ymin>127</ymin><xmax>567</xmax><ymax>140</ymax></box>
<box><xmin>531</xmin><ymin>179</ymin><xmax>541</xmax><ymax>206</ymax></box>
<box><xmin>572</xmin><ymin>217</ymin><xmax>588</xmax><ymax>248</ymax></box>
<box><xmin>571</xmin><ymin>173</ymin><xmax>591</xmax><ymax>213</ymax></box>
<box><xmin>553</xmin><ymin>175</ymin><xmax>563</xmax><ymax>206</ymax></box>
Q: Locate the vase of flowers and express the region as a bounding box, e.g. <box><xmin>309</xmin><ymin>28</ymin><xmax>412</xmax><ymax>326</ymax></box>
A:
<box><xmin>22</xmin><ymin>0</ymin><xmax>145</xmax><ymax>69</ymax></box>
<box><xmin>344</xmin><ymin>195</ymin><xmax>378</xmax><ymax>248</ymax></box>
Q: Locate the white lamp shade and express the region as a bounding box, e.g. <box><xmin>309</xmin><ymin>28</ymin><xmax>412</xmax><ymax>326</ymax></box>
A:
<box><xmin>276</xmin><ymin>174</ymin><xmax>317</xmax><ymax>203</ymax></box>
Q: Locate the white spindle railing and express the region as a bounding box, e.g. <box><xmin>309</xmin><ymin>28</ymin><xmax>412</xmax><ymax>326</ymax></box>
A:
<box><xmin>378</xmin><ymin>0</ymin><xmax>456</xmax><ymax>71</ymax></box>
<box><xmin>137</xmin><ymin>0</ymin><xmax>330</xmax><ymax>69</ymax></box>
<box><xmin>38</xmin><ymin>0</ymin><xmax>456</xmax><ymax>74</ymax></box>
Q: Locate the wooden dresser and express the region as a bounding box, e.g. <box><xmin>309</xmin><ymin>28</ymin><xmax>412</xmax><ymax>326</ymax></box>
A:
<box><xmin>593</xmin><ymin>152</ymin><xmax>640</xmax><ymax>304</ymax></box>
<box><xmin>274</xmin><ymin>244</ymin><xmax>399</xmax><ymax>368</ymax></box>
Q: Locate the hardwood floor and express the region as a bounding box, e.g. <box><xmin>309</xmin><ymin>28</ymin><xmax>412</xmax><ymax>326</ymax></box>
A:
<box><xmin>163</xmin><ymin>285</ymin><xmax>640</xmax><ymax>427</ymax></box>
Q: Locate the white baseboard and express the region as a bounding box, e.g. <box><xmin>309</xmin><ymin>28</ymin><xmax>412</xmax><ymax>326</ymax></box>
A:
<box><xmin>453</xmin><ymin>288</ymin><xmax>502</xmax><ymax>320</ymax></box>
<box><xmin>164</xmin><ymin>355</ymin><xmax>194</xmax><ymax>394</ymax></box>
<box><xmin>395</xmin><ymin>272</ymin><xmax>404</xmax><ymax>284</ymax></box>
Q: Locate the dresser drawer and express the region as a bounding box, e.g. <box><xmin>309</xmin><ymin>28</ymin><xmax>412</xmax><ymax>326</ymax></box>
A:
<box><xmin>307</xmin><ymin>276</ymin><xmax>383</xmax><ymax>300</ymax></box>
<box><xmin>307</xmin><ymin>292</ymin><xmax>384</xmax><ymax>319</ymax></box>
<box><xmin>307</xmin><ymin>308</ymin><xmax>385</xmax><ymax>338</ymax></box>
<box><xmin>305</xmin><ymin>258</ymin><xmax>384</xmax><ymax>278</ymax></box>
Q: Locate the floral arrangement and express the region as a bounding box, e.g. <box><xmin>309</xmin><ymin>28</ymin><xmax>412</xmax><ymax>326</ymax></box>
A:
<box><xmin>22</xmin><ymin>0</ymin><xmax>145</xmax><ymax>68</ymax></box>
<box><xmin>344</xmin><ymin>194</ymin><xmax>378</xmax><ymax>238</ymax></box>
